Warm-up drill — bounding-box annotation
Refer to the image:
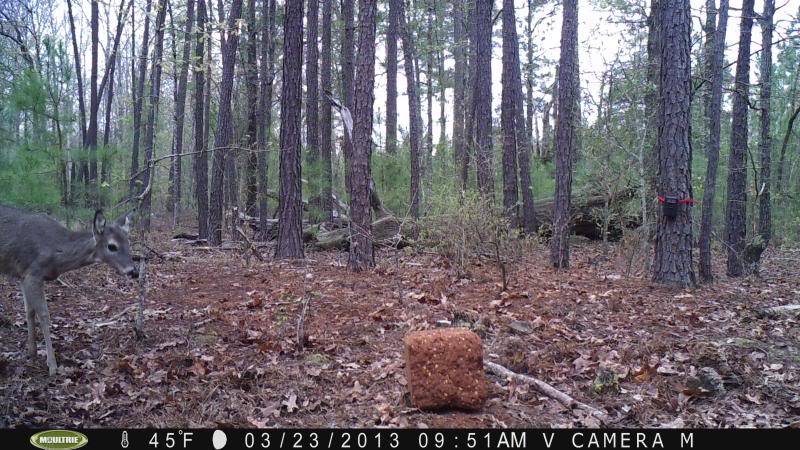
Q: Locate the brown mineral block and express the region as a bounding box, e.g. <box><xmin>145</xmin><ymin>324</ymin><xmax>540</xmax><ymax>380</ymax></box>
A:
<box><xmin>404</xmin><ymin>328</ymin><xmax>487</xmax><ymax>411</ymax></box>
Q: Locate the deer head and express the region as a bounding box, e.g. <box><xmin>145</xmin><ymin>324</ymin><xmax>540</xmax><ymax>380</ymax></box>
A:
<box><xmin>92</xmin><ymin>210</ymin><xmax>138</xmax><ymax>279</ymax></box>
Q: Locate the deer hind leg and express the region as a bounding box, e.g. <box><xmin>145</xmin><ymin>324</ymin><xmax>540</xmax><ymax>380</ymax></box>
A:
<box><xmin>21</xmin><ymin>286</ymin><xmax>37</xmax><ymax>357</ymax></box>
<box><xmin>22</xmin><ymin>276</ymin><xmax>57</xmax><ymax>376</ymax></box>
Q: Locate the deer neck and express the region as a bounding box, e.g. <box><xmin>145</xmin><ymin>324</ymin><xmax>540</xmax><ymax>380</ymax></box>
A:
<box><xmin>53</xmin><ymin>231</ymin><xmax>98</xmax><ymax>275</ymax></box>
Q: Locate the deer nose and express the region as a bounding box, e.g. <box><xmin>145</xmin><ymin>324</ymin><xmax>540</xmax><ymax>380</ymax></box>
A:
<box><xmin>128</xmin><ymin>268</ymin><xmax>139</xmax><ymax>279</ymax></box>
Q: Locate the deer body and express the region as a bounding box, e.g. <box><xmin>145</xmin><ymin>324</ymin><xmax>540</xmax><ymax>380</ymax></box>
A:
<box><xmin>0</xmin><ymin>206</ymin><xmax>137</xmax><ymax>375</ymax></box>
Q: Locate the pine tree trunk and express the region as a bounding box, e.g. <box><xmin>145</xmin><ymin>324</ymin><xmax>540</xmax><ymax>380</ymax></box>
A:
<box><xmin>275</xmin><ymin>0</ymin><xmax>305</xmax><ymax>258</ymax></box>
<box><xmin>698</xmin><ymin>0</ymin><xmax>729</xmax><ymax>282</ymax></box>
<box><xmin>169</xmin><ymin>0</ymin><xmax>195</xmax><ymax>224</ymax></box>
<box><xmin>208</xmin><ymin>0</ymin><xmax>244</xmax><ymax>245</ymax></box>
<box><xmin>305</xmin><ymin>0</ymin><xmax>320</xmax><ymax>214</ymax></box>
<box><xmin>193</xmin><ymin>0</ymin><xmax>209</xmax><ymax>240</ymax></box>
<box><xmin>130</xmin><ymin>0</ymin><xmax>154</xmax><ymax>197</ymax></box>
<box><xmin>501</xmin><ymin>0</ymin><xmax>519</xmax><ymax>223</ymax></box>
<box><xmin>652</xmin><ymin>0</ymin><xmax>695</xmax><ymax>286</ymax></box>
<box><xmin>87</xmin><ymin>0</ymin><xmax>99</xmax><ymax>205</ymax></box>
<box><xmin>257</xmin><ymin>0</ymin><xmax>276</xmax><ymax>238</ymax></box>
<box><xmin>340</xmin><ymin>0</ymin><xmax>355</xmax><ymax>197</ymax></box>
<box><xmin>399</xmin><ymin>0</ymin><xmax>423</xmax><ymax>218</ymax></box>
<box><xmin>758</xmin><ymin>0</ymin><xmax>775</xmax><ymax>243</ymax></box>
<box><xmin>452</xmin><ymin>0</ymin><xmax>467</xmax><ymax>191</ymax></box>
<box><xmin>243</xmin><ymin>0</ymin><xmax>259</xmax><ymax>218</ymax></box>
<box><xmin>385</xmin><ymin>0</ymin><xmax>399</xmax><ymax>156</ymax></box>
<box><xmin>725</xmin><ymin>0</ymin><xmax>755</xmax><ymax>277</ymax></box>
<box><xmin>348</xmin><ymin>0</ymin><xmax>378</xmax><ymax>272</ymax></box>
<box><xmin>474</xmin><ymin>0</ymin><xmax>494</xmax><ymax>196</ymax></box>
<box><xmin>550</xmin><ymin>0</ymin><xmax>578</xmax><ymax>269</ymax></box>
<box><xmin>319</xmin><ymin>0</ymin><xmax>333</xmax><ymax>222</ymax></box>
<box><xmin>141</xmin><ymin>0</ymin><xmax>169</xmax><ymax>230</ymax></box>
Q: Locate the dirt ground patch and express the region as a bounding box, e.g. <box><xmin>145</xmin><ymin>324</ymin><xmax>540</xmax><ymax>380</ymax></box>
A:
<box><xmin>1</xmin><ymin>230</ymin><xmax>798</xmax><ymax>428</ymax></box>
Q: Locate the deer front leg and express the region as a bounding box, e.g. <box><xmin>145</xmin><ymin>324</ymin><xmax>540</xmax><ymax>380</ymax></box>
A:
<box><xmin>23</xmin><ymin>276</ymin><xmax>57</xmax><ymax>376</ymax></box>
<box><xmin>21</xmin><ymin>287</ymin><xmax>37</xmax><ymax>357</ymax></box>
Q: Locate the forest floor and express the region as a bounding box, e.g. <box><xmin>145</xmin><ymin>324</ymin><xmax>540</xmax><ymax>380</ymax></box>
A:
<box><xmin>1</xmin><ymin>224</ymin><xmax>799</xmax><ymax>428</ymax></box>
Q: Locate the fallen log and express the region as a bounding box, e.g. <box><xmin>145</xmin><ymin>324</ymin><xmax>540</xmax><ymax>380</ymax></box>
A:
<box><xmin>534</xmin><ymin>190</ymin><xmax>639</xmax><ymax>240</ymax></box>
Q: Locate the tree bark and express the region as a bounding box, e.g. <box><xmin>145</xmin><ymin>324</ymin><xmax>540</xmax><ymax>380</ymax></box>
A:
<box><xmin>501</xmin><ymin>0</ymin><xmax>519</xmax><ymax>224</ymax></box>
<box><xmin>652</xmin><ymin>0</ymin><xmax>695</xmax><ymax>286</ymax></box>
<box><xmin>474</xmin><ymin>0</ymin><xmax>494</xmax><ymax>196</ymax></box>
<box><xmin>698</xmin><ymin>0</ymin><xmax>729</xmax><ymax>282</ymax></box>
<box><xmin>130</xmin><ymin>0</ymin><xmax>154</xmax><ymax>197</ymax></box>
<box><xmin>243</xmin><ymin>0</ymin><xmax>259</xmax><ymax>218</ymax></box>
<box><xmin>385</xmin><ymin>0</ymin><xmax>399</xmax><ymax>156</ymax></box>
<box><xmin>65</xmin><ymin>0</ymin><xmax>87</xmax><ymax>146</ymax></box>
<box><xmin>275</xmin><ymin>0</ymin><xmax>305</xmax><ymax>258</ymax></box>
<box><xmin>550</xmin><ymin>0</ymin><xmax>578</xmax><ymax>269</ymax></box>
<box><xmin>169</xmin><ymin>0</ymin><xmax>195</xmax><ymax>224</ymax></box>
<box><xmin>257</xmin><ymin>0</ymin><xmax>276</xmax><ymax>238</ymax></box>
<box><xmin>452</xmin><ymin>0</ymin><xmax>467</xmax><ymax>191</ymax></box>
<box><xmin>305</xmin><ymin>0</ymin><xmax>320</xmax><ymax>212</ymax></box>
<box><xmin>193</xmin><ymin>0</ymin><xmax>209</xmax><ymax>240</ymax></box>
<box><xmin>208</xmin><ymin>0</ymin><xmax>244</xmax><ymax>245</ymax></box>
<box><xmin>348</xmin><ymin>0</ymin><xmax>378</xmax><ymax>272</ymax></box>
<box><xmin>87</xmin><ymin>0</ymin><xmax>99</xmax><ymax>203</ymax></box>
<box><xmin>725</xmin><ymin>0</ymin><xmax>755</xmax><ymax>277</ymax></box>
<box><xmin>399</xmin><ymin>0</ymin><xmax>423</xmax><ymax>218</ymax></box>
<box><xmin>340</xmin><ymin>0</ymin><xmax>355</xmax><ymax>197</ymax></box>
<box><xmin>758</xmin><ymin>0</ymin><xmax>775</xmax><ymax>243</ymax></box>
<box><xmin>141</xmin><ymin>0</ymin><xmax>169</xmax><ymax>230</ymax></box>
<box><xmin>319</xmin><ymin>0</ymin><xmax>333</xmax><ymax>222</ymax></box>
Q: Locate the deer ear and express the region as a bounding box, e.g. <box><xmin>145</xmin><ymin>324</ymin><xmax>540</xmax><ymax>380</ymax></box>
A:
<box><xmin>93</xmin><ymin>210</ymin><xmax>106</xmax><ymax>237</ymax></box>
<box><xmin>116</xmin><ymin>212</ymin><xmax>133</xmax><ymax>234</ymax></box>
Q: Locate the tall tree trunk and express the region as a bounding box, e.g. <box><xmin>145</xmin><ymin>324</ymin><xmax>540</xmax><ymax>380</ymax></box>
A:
<box><xmin>474</xmin><ymin>0</ymin><xmax>494</xmax><ymax>196</ymax></box>
<box><xmin>644</xmin><ymin>0</ymin><xmax>662</xmax><ymax>228</ymax></box>
<box><xmin>452</xmin><ymin>0</ymin><xmax>467</xmax><ymax>191</ymax></box>
<box><xmin>399</xmin><ymin>0</ymin><xmax>423</xmax><ymax>218</ymax></box>
<box><xmin>65</xmin><ymin>0</ymin><xmax>87</xmax><ymax>146</ymax></box>
<box><xmin>208</xmin><ymin>0</ymin><xmax>244</xmax><ymax>245</ymax></box>
<box><xmin>87</xmin><ymin>0</ymin><xmax>99</xmax><ymax>204</ymax></box>
<box><xmin>101</xmin><ymin>0</ymin><xmax>132</xmax><ymax>187</ymax></box>
<box><xmin>550</xmin><ymin>0</ymin><xmax>578</xmax><ymax>268</ymax></box>
<box><xmin>758</xmin><ymin>0</ymin><xmax>775</xmax><ymax>243</ymax></box>
<box><xmin>319</xmin><ymin>0</ymin><xmax>333</xmax><ymax>222</ymax></box>
<box><xmin>652</xmin><ymin>0</ymin><xmax>695</xmax><ymax>286</ymax></box>
<box><xmin>348</xmin><ymin>0</ymin><xmax>378</xmax><ymax>272</ymax></box>
<box><xmin>725</xmin><ymin>0</ymin><xmax>755</xmax><ymax>277</ymax></box>
<box><xmin>257</xmin><ymin>0</ymin><xmax>276</xmax><ymax>238</ymax></box>
<box><xmin>194</xmin><ymin>0</ymin><xmax>209</xmax><ymax>239</ymax></box>
<box><xmin>340</xmin><ymin>0</ymin><xmax>355</xmax><ymax>197</ymax></box>
<box><xmin>701</xmin><ymin>0</ymin><xmax>717</xmax><ymax>125</ymax></box>
<box><xmin>513</xmin><ymin>0</ymin><xmax>535</xmax><ymax>234</ymax></box>
<box><xmin>501</xmin><ymin>0</ymin><xmax>519</xmax><ymax>223</ymax></box>
<box><xmin>425</xmin><ymin>1</ymin><xmax>434</xmax><ymax>193</ymax></box>
<box><xmin>275</xmin><ymin>0</ymin><xmax>305</xmax><ymax>258</ymax></box>
<box><xmin>698</xmin><ymin>0</ymin><xmax>729</xmax><ymax>282</ymax></box>
<box><xmin>170</xmin><ymin>0</ymin><xmax>195</xmax><ymax>225</ymax></box>
<box><xmin>775</xmin><ymin>70</ymin><xmax>800</xmax><ymax>193</ymax></box>
<box><xmin>243</xmin><ymin>0</ymin><xmax>259</xmax><ymax>217</ymax></box>
<box><xmin>141</xmin><ymin>0</ymin><xmax>169</xmax><ymax>230</ymax></box>
<box><xmin>305</xmin><ymin>0</ymin><xmax>320</xmax><ymax>214</ymax></box>
<box><xmin>130</xmin><ymin>0</ymin><xmax>154</xmax><ymax>197</ymax></box>
<box><xmin>385</xmin><ymin>0</ymin><xmax>399</xmax><ymax>156</ymax></box>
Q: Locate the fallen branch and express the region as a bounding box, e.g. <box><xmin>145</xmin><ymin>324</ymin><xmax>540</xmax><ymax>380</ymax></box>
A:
<box><xmin>485</xmin><ymin>361</ymin><xmax>610</xmax><ymax>423</ymax></box>
<box><xmin>762</xmin><ymin>304</ymin><xmax>800</xmax><ymax>316</ymax></box>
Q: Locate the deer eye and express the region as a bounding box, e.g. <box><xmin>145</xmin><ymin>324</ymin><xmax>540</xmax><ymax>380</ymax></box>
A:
<box><xmin>108</xmin><ymin>244</ymin><xmax>118</xmax><ymax>252</ymax></box>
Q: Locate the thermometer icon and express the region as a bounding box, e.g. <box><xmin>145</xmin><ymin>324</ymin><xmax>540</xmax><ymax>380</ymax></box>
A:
<box><xmin>121</xmin><ymin>430</ymin><xmax>129</xmax><ymax>448</ymax></box>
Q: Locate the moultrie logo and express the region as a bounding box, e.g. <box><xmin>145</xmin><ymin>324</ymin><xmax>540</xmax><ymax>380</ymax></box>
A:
<box><xmin>29</xmin><ymin>430</ymin><xmax>89</xmax><ymax>450</ymax></box>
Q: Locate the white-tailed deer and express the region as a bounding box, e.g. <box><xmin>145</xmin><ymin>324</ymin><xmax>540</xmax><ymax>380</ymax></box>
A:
<box><xmin>0</xmin><ymin>206</ymin><xmax>138</xmax><ymax>375</ymax></box>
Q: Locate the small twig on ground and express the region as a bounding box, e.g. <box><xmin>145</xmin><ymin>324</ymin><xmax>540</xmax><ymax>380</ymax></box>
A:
<box><xmin>134</xmin><ymin>257</ymin><xmax>147</xmax><ymax>340</ymax></box>
<box><xmin>296</xmin><ymin>294</ymin><xmax>311</xmax><ymax>351</ymax></box>
<box><xmin>485</xmin><ymin>361</ymin><xmax>610</xmax><ymax>423</ymax></box>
